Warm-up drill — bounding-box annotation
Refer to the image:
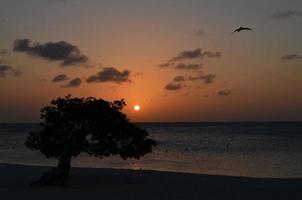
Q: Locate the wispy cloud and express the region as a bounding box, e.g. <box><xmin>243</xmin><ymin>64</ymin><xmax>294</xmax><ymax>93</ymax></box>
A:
<box><xmin>159</xmin><ymin>48</ymin><xmax>221</xmax><ymax>72</ymax></box>
<box><xmin>52</xmin><ymin>74</ymin><xmax>69</xmax><ymax>82</ymax></box>
<box><xmin>170</xmin><ymin>48</ymin><xmax>221</xmax><ymax>62</ymax></box>
<box><xmin>272</xmin><ymin>9</ymin><xmax>302</xmax><ymax>19</ymax></box>
<box><xmin>160</xmin><ymin>63</ymin><xmax>203</xmax><ymax>70</ymax></box>
<box><xmin>281</xmin><ymin>54</ymin><xmax>302</xmax><ymax>60</ymax></box>
<box><xmin>188</xmin><ymin>74</ymin><xmax>216</xmax><ymax>84</ymax></box>
<box><xmin>159</xmin><ymin>62</ymin><xmax>175</xmax><ymax>68</ymax></box>
<box><xmin>217</xmin><ymin>90</ymin><xmax>232</xmax><ymax>97</ymax></box>
<box><xmin>0</xmin><ymin>64</ymin><xmax>22</xmax><ymax>78</ymax></box>
<box><xmin>63</xmin><ymin>77</ymin><xmax>82</xmax><ymax>88</ymax></box>
<box><xmin>13</xmin><ymin>39</ymin><xmax>89</xmax><ymax>66</ymax></box>
<box><xmin>173</xmin><ymin>76</ymin><xmax>186</xmax><ymax>82</ymax></box>
<box><xmin>175</xmin><ymin>63</ymin><xmax>203</xmax><ymax>70</ymax></box>
<box><xmin>86</xmin><ymin>67</ymin><xmax>131</xmax><ymax>84</ymax></box>
<box><xmin>165</xmin><ymin>72</ymin><xmax>216</xmax><ymax>92</ymax></box>
<box><xmin>165</xmin><ymin>83</ymin><xmax>182</xmax><ymax>91</ymax></box>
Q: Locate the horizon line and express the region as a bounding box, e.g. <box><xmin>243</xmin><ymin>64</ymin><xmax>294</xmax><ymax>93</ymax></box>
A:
<box><xmin>1</xmin><ymin>120</ymin><xmax>302</xmax><ymax>124</ymax></box>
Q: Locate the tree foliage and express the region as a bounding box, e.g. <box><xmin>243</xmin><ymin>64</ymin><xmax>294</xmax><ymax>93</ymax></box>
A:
<box><xmin>25</xmin><ymin>95</ymin><xmax>156</xmax><ymax>185</ymax></box>
<box><xmin>26</xmin><ymin>95</ymin><xmax>156</xmax><ymax>159</ymax></box>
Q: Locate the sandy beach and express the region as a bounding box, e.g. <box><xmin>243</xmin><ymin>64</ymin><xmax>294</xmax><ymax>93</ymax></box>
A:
<box><xmin>0</xmin><ymin>163</ymin><xmax>301</xmax><ymax>200</ymax></box>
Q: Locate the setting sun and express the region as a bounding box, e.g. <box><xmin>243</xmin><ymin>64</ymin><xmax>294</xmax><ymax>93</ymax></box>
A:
<box><xmin>134</xmin><ymin>105</ymin><xmax>141</xmax><ymax>111</ymax></box>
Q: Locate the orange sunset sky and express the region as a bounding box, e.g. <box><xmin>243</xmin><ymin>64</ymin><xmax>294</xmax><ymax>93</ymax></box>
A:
<box><xmin>0</xmin><ymin>0</ymin><xmax>302</xmax><ymax>122</ymax></box>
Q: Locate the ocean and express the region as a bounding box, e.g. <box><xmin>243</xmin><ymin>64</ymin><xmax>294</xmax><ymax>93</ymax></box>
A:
<box><xmin>0</xmin><ymin>122</ymin><xmax>302</xmax><ymax>178</ymax></box>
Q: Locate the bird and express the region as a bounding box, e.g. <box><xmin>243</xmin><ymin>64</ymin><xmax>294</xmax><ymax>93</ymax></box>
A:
<box><xmin>233</xmin><ymin>27</ymin><xmax>253</xmax><ymax>33</ymax></box>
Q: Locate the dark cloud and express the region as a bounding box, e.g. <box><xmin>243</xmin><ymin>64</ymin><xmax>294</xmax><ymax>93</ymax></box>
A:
<box><xmin>217</xmin><ymin>90</ymin><xmax>232</xmax><ymax>96</ymax></box>
<box><xmin>170</xmin><ymin>48</ymin><xmax>202</xmax><ymax>61</ymax></box>
<box><xmin>160</xmin><ymin>48</ymin><xmax>221</xmax><ymax>73</ymax></box>
<box><xmin>201</xmin><ymin>74</ymin><xmax>216</xmax><ymax>84</ymax></box>
<box><xmin>272</xmin><ymin>9</ymin><xmax>302</xmax><ymax>19</ymax></box>
<box><xmin>175</xmin><ymin>63</ymin><xmax>203</xmax><ymax>70</ymax></box>
<box><xmin>0</xmin><ymin>64</ymin><xmax>22</xmax><ymax>78</ymax></box>
<box><xmin>159</xmin><ymin>62</ymin><xmax>174</xmax><ymax>68</ymax></box>
<box><xmin>165</xmin><ymin>83</ymin><xmax>182</xmax><ymax>91</ymax></box>
<box><xmin>13</xmin><ymin>39</ymin><xmax>89</xmax><ymax>66</ymax></box>
<box><xmin>63</xmin><ymin>77</ymin><xmax>82</xmax><ymax>88</ymax></box>
<box><xmin>86</xmin><ymin>67</ymin><xmax>131</xmax><ymax>84</ymax></box>
<box><xmin>281</xmin><ymin>54</ymin><xmax>302</xmax><ymax>60</ymax></box>
<box><xmin>52</xmin><ymin>74</ymin><xmax>69</xmax><ymax>82</ymax></box>
<box><xmin>202</xmin><ymin>51</ymin><xmax>221</xmax><ymax>58</ymax></box>
<box><xmin>173</xmin><ymin>76</ymin><xmax>186</xmax><ymax>82</ymax></box>
<box><xmin>170</xmin><ymin>48</ymin><xmax>221</xmax><ymax>62</ymax></box>
<box><xmin>188</xmin><ymin>74</ymin><xmax>216</xmax><ymax>84</ymax></box>
<box><xmin>159</xmin><ymin>62</ymin><xmax>203</xmax><ymax>70</ymax></box>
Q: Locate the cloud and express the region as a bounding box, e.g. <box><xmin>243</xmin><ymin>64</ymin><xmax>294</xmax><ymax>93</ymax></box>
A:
<box><xmin>173</xmin><ymin>76</ymin><xmax>186</xmax><ymax>82</ymax></box>
<box><xmin>217</xmin><ymin>90</ymin><xmax>232</xmax><ymax>96</ymax></box>
<box><xmin>281</xmin><ymin>54</ymin><xmax>302</xmax><ymax>60</ymax></box>
<box><xmin>63</xmin><ymin>77</ymin><xmax>82</xmax><ymax>88</ymax></box>
<box><xmin>13</xmin><ymin>39</ymin><xmax>89</xmax><ymax>66</ymax></box>
<box><xmin>52</xmin><ymin>74</ymin><xmax>69</xmax><ymax>82</ymax></box>
<box><xmin>272</xmin><ymin>9</ymin><xmax>302</xmax><ymax>19</ymax></box>
<box><xmin>201</xmin><ymin>74</ymin><xmax>216</xmax><ymax>84</ymax></box>
<box><xmin>0</xmin><ymin>64</ymin><xmax>22</xmax><ymax>78</ymax></box>
<box><xmin>159</xmin><ymin>62</ymin><xmax>174</xmax><ymax>68</ymax></box>
<box><xmin>170</xmin><ymin>48</ymin><xmax>221</xmax><ymax>62</ymax></box>
<box><xmin>165</xmin><ymin>83</ymin><xmax>182</xmax><ymax>91</ymax></box>
<box><xmin>165</xmin><ymin>72</ymin><xmax>216</xmax><ymax>93</ymax></box>
<box><xmin>159</xmin><ymin>48</ymin><xmax>221</xmax><ymax>72</ymax></box>
<box><xmin>86</xmin><ymin>67</ymin><xmax>131</xmax><ymax>84</ymax></box>
<box><xmin>175</xmin><ymin>63</ymin><xmax>203</xmax><ymax>70</ymax></box>
<box><xmin>188</xmin><ymin>74</ymin><xmax>216</xmax><ymax>84</ymax></box>
<box><xmin>159</xmin><ymin>62</ymin><xmax>203</xmax><ymax>70</ymax></box>
<box><xmin>202</xmin><ymin>51</ymin><xmax>222</xmax><ymax>58</ymax></box>
<box><xmin>170</xmin><ymin>48</ymin><xmax>202</xmax><ymax>61</ymax></box>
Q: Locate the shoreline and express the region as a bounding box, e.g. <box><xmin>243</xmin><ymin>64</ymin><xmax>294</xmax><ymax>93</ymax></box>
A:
<box><xmin>1</xmin><ymin>163</ymin><xmax>302</xmax><ymax>200</ymax></box>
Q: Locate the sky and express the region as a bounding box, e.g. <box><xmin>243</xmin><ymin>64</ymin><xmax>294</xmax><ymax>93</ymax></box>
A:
<box><xmin>0</xmin><ymin>0</ymin><xmax>302</xmax><ymax>122</ymax></box>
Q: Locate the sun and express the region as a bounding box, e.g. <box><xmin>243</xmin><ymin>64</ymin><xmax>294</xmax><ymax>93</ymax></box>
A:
<box><xmin>134</xmin><ymin>105</ymin><xmax>141</xmax><ymax>111</ymax></box>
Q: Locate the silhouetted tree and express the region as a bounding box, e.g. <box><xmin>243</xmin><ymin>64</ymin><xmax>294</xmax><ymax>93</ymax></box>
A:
<box><xmin>25</xmin><ymin>95</ymin><xmax>156</xmax><ymax>185</ymax></box>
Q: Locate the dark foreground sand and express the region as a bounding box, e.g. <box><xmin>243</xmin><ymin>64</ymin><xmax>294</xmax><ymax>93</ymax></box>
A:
<box><xmin>0</xmin><ymin>164</ymin><xmax>301</xmax><ymax>200</ymax></box>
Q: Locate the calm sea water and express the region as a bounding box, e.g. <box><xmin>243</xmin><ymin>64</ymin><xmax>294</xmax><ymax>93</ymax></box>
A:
<box><xmin>0</xmin><ymin>122</ymin><xmax>302</xmax><ymax>178</ymax></box>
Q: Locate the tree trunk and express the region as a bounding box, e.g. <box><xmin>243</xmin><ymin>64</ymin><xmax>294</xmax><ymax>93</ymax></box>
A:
<box><xmin>33</xmin><ymin>155</ymin><xmax>71</xmax><ymax>186</ymax></box>
<box><xmin>57</xmin><ymin>155</ymin><xmax>71</xmax><ymax>185</ymax></box>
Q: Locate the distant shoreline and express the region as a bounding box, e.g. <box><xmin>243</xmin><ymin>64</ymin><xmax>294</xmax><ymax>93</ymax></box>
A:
<box><xmin>1</xmin><ymin>121</ymin><xmax>302</xmax><ymax>125</ymax></box>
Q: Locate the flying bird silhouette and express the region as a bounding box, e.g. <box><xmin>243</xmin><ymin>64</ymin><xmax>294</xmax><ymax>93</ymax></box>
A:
<box><xmin>233</xmin><ymin>27</ymin><xmax>253</xmax><ymax>33</ymax></box>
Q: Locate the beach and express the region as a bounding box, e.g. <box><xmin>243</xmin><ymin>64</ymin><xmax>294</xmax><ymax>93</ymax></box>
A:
<box><xmin>1</xmin><ymin>163</ymin><xmax>302</xmax><ymax>200</ymax></box>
